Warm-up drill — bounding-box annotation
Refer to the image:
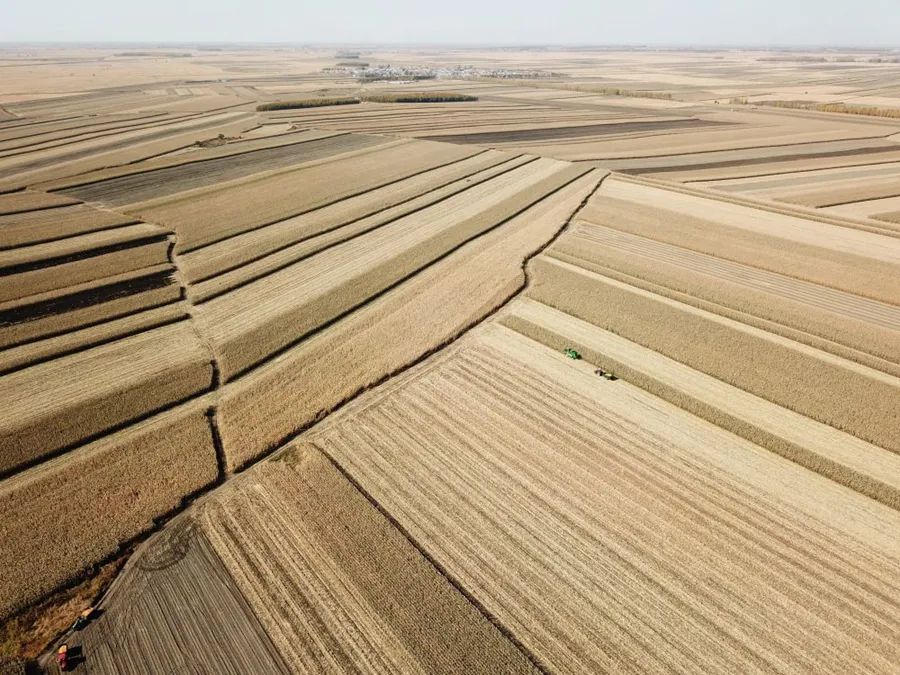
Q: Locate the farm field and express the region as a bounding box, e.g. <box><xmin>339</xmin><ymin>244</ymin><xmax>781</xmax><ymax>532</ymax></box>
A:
<box><xmin>1</xmin><ymin>46</ymin><xmax>899</xmax><ymax>673</ymax></box>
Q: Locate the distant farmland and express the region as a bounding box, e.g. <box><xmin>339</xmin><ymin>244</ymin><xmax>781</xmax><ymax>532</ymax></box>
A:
<box><xmin>1</xmin><ymin>45</ymin><xmax>899</xmax><ymax>673</ymax></box>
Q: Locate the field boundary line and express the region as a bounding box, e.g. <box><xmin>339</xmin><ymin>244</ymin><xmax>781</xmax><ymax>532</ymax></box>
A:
<box><xmin>309</xmin><ymin>441</ymin><xmax>551</xmax><ymax>675</ymax></box>
<box><xmin>224</xmin><ymin>165</ymin><xmax>600</xmax><ymax>383</ymax></box>
<box><xmin>612</xmin><ymin>172</ymin><xmax>900</xmax><ymax>239</ymax></box>
<box><xmin>234</xmin><ymin>169</ymin><xmax>609</xmax><ymax>470</ymax></box>
<box><xmin>177</xmin><ymin>146</ymin><xmax>492</xmax><ymax>256</ymax></box>
<box><xmin>166</xmin><ymin>233</ymin><xmax>228</xmax><ymax>478</ymax></box>
<box><xmin>191</xmin><ymin>155</ymin><xmax>537</xmax><ymax>301</ymax></box>
<box><xmin>46</xmin><ymin>130</ymin><xmax>350</xmax><ymax>192</ymax></box>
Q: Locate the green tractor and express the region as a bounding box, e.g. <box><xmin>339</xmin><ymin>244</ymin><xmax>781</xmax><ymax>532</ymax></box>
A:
<box><xmin>564</xmin><ymin>348</ymin><xmax>581</xmax><ymax>360</ymax></box>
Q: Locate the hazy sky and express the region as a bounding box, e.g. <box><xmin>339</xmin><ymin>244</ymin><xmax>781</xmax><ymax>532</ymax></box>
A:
<box><xmin>3</xmin><ymin>0</ymin><xmax>899</xmax><ymax>46</ymax></box>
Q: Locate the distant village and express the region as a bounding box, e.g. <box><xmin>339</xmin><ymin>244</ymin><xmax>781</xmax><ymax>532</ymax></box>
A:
<box><xmin>324</xmin><ymin>62</ymin><xmax>562</xmax><ymax>81</ymax></box>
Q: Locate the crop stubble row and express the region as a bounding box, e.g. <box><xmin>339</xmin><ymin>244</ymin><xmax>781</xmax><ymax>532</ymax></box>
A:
<box><xmin>306</xmin><ymin>326</ymin><xmax>900</xmax><ymax>672</ymax></box>
<box><xmin>0</xmin><ymin>398</ymin><xmax>219</xmax><ymax>618</ymax></box>
<box><xmin>526</xmin><ymin>256</ymin><xmax>900</xmax><ymax>454</ymax></box>
<box><xmin>198</xmin><ymin>449</ymin><xmax>536</xmax><ymax>673</ymax></box>
<box><xmin>214</xmin><ymin>170</ymin><xmax>602</xmax><ymax>469</ymax></box>
<box><xmin>194</xmin><ymin>158</ymin><xmax>586</xmax><ymax>381</ymax></box>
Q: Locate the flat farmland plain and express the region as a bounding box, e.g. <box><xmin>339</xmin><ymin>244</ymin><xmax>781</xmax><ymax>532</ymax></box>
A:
<box><xmin>300</xmin><ymin>325</ymin><xmax>900</xmax><ymax>672</ymax></box>
<box><xmin>2</xmin><ymin>46</ymin><xmax>900</xmax><ymax>673</ymax></box>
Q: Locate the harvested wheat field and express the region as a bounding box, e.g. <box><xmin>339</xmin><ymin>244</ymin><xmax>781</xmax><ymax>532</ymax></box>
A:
<box><xmin>2</xmin><ymin>44</ymin><xmax>900</xmax><ymax>674</ymax></box>
<box><xmin>298</xmin><ymin>324</ymin><xmax>900</xmax><ymax>672</ymax></box>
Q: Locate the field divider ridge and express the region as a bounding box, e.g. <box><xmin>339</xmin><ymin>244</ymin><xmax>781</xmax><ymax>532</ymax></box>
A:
<box><xmin>308</xmin><ymin>440</ymin><xmax>551</xmax><ymax>675</ymax></box>
<box><xmin>191</xmin><ymin>155</ymin><xmax>537</xmax><ymax>302</ymax></box>
<box><xmin>231</xmin><ymin>169</ymin><xmax>609</xmax><ymax>471</ymax></box>
<box><xmin>223</xmin><ymin>165</ymin><xmax>601</xmax><ymax>384</ymax></box>
<box><xmin>613</xmin><ymin>172</ymin><xmax>900</xmax><ymax>239</ymax></box>
<box><xmin>500</xmin><ymin>299</ymin><xmax>900</xmax><ymax>511</ymax></box>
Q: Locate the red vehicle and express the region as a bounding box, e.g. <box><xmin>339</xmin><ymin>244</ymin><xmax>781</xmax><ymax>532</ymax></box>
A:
<box><xmin>56</xmin><ymin>644</ymin><xmax>69</xmax><ymax>671</ymax></box>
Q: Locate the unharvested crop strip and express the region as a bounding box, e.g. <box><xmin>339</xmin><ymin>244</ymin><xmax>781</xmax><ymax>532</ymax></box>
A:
<box><xmin>177</xmin><ymin>146</ymin><xmax>491</xmax><ymax>255</ymax></box>
<box><xmin>0</xmin><ymin>197</ymin><xmax>78</xmax><ymax>217</ymax></box>
<box><xmin>225</xmin><ymin>166</ymin><xmax>597</xmax><ymax>382</ymax></box>
<box><xmin>625</xmin><ymin>144</ymin><xmax>900</xmax><ymax>175</ymax></box>
<box><xmin>187</xmin><ymin>150</ymin><xmax>509</xmax><ymax>285</ymax></box>
<box><xmin>310</xmin><ymin>441</ymin><xmax>550</xmax><ymax>675</ymax></box>
<box><xmin>527</xmin><ymin>258</ymin><xmax>900</xmax><ymax>453</ymax></box>
<box><xmin>0</xmin><ymin>308</ymin><xmax>188</xmax><ymax>377</ymax></box>
<box><xmin>548</xmin><ymin>251</ymin><xmax>900</xmax><ymax>378</ymax></box>
<box><xmin>581</xmin><ymin>132</ymin><xmax>895</xmax><ymax>160</ymax></box>
<box><xmin>500</xmin><ymin>303</ymin><xmax>900</xmax><ymax>510</ymax></box>
<box><xmin>611</xmin><ymin>173</ymin><xmax>900</xmax><ymax>241</ymax></box>
<box><xmin>0</xmin><ymin>376</ymin><xmax>211</xmax><ymax>482</ymax></box>
<box><xmin>228</xmin><ymin>171</ymin><xmax>608</xmax><ymax>468</ymax></box>
<box><xmin>0</xmin><ymin>233</ymin><xmax>169</xmax><ymax>277</ymax></box>
<box><xmin>0</xmin><ymin>217</ymin><xmax>143</xmax><ymax>251</ymax></box>
<box><xmin>57</xmin><ymin>132</ymin><xmax>373</xmax><ymax>207</ymax></box>
<box><xmin>0</xmin><ymin>268</ymin><xmax>175</xmax><ymax>327</ymax></box>
<box><xmin>685</xmin><ymin>156</ymin><xmax>900</xmax><ymax>183</ymax></box>
<box><xmin>3</xmin><ymin>112</ymin><xmax>255</xmax><ymax>176</ymax></box>
<box><xmin>193</xmin><ymin>156</ymin><xmax>538</xmax><ymax>300</ymax></box>
<box><xmin>0</xmin><ymin>399</ymin><xmax>221</xmax><ymax>618</ymax></box>
<box><xmin>0</xmin><ymin>111</ymin><xmax>212</xmax><ymax>158</ymax></box>
<box><xmin>0</xmin><ymin>112</ymin><xmax>164</xmax><ymax>145</ymax></box>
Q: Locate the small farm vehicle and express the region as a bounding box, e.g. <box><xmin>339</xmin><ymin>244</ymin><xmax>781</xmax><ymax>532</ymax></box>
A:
<box><xmin>72</xmin><ymin>607</ymin><xmax>95</xmax><ymax>631</ymax></box>
<box><xmin>56</xmin><ymin>644</ymin><xmax>69</xmax><ymax>671</ymax></box>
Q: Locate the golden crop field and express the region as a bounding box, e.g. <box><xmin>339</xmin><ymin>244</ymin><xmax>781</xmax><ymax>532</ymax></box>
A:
<box><xmin>0</xmin><ymin>45</ymin><xmax>898</xmax><ymax>673</ymax></box>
